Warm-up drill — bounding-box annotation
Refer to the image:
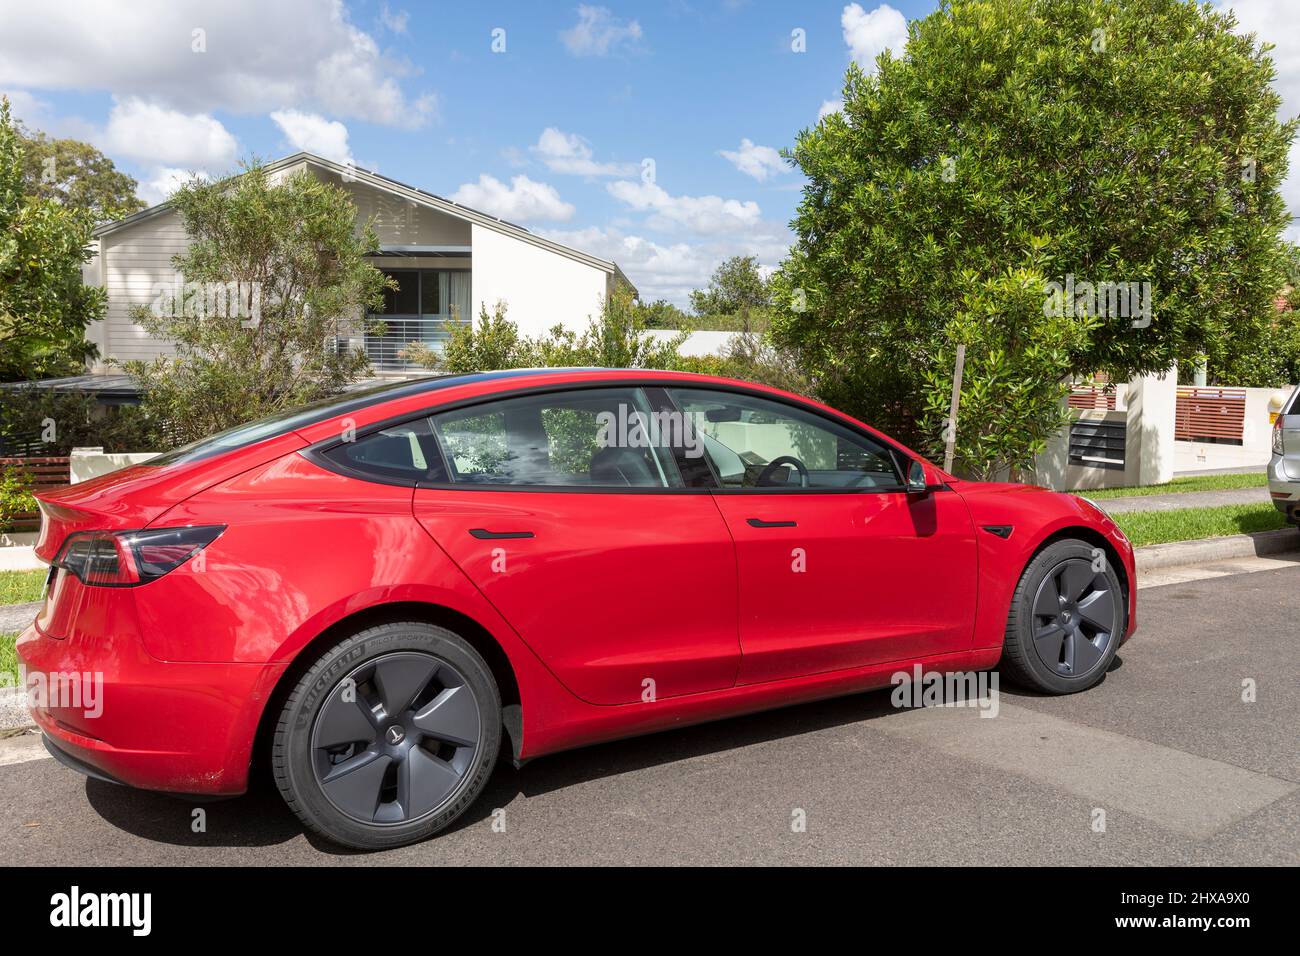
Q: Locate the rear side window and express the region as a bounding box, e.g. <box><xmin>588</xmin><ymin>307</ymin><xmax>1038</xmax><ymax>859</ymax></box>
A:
<box><xmin>321</xmin><ymin>418</ymin><xmax>447</xmax><ymax>484</ymax></box>
<box><xmin>432</xmin><ymin>387</ymin><xmax>682</xmax><ymax>488</ymax></box>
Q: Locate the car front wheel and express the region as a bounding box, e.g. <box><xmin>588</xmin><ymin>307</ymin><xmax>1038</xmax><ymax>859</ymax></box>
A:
<box><xmin>272</xmin><ymin>621</ymin><xmax>501</xmax><ymax>850</ymax></box>
<box><xmin>1000</xmin><ymin>539</ymin><xmax>1125</xmax><ymax>694</ymax></box>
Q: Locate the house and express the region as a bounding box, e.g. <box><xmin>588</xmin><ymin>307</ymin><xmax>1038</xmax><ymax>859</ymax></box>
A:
<box><xmin>80</xmin><ymin>152</ymin><xmax>636</xmax><ymax>379</ymax></box>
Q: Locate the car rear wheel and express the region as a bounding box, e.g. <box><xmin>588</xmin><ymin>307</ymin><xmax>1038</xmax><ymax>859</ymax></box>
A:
<box><xmin>272</xmin><ymin>621</ymin><xmax>501</xmax><ymax>850</ymax></box>
<box><xmin>1000</xmin><ymin>539</ymin><xmax>1124</xmax><ymax>694</ymax></box>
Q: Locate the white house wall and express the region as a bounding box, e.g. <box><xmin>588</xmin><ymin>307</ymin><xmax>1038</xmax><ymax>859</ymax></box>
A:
<box><xmin>470</xmin><ymin>223</ymin><xmax>608</xmax><ymax>336</ymax></box>
<box><xmin>91</xmin><ymin>208</ymin><xmax>192</xmax><ymax>370</ymax></box>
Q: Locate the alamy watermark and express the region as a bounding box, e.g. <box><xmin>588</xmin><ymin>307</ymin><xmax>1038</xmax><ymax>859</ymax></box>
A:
<box><xmin>890</xmin><ymin>665</ymin><xmax>1000</xmax><ymax>718</ymax></box>
<box><xmin>149</xmin><ymin>277</ymin><xmax>263</xmax><ymax>328</ymax></box>
<box><xmin>1043</xmin><ymin>273</ymin><xmax>1151</xmax><ymax>328</ymax></box>
<box><xmin>595</xmin><ymin>404</ymin><xmax>704</xmax><ymax>458</ymax></box>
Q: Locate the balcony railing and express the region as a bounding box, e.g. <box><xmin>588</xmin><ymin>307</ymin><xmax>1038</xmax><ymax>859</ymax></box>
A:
<box><xmin>363</xmin><ymin>315</ymin><xmax>467</xmax><ymax>371</ymax></box>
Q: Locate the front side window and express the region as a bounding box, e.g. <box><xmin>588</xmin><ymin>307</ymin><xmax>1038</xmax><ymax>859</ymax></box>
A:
<box><xmin>669</xmin><ymin>388</ymin><xmax>905</xmax><ymax>491</ymax></box>
<box><xmin>432</xmin><ymin>388</ymin><xmax>681</xmax><ymax>488</ymax></box>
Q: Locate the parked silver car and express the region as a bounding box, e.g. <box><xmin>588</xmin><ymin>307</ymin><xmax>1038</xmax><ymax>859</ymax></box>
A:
<box><xmin>1270</xmin><ymin>384</ymin><xmax>1300</xmax><ymax>525</ymax></box>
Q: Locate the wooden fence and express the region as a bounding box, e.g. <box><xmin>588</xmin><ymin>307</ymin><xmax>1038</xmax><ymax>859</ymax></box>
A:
<box><xmin>1174</xmin><ymin>387</ymin><xmax>1246</xmax><ymax>444</ymax></box>
<box><xmin>0</xmin><ymin>456</ymin><xmax>71</xmax><ymax>533</ymax></box>
<box><xmin>1068</xmin><ymin>386</ymin><xmax>1117</xmax><ymax>410</ymax></box>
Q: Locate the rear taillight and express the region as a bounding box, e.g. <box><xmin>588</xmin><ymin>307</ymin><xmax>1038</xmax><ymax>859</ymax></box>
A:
<box><xmin>1273</xmin><ymin>417</ymin><xmax>1285</xmax><ymax>456</ymax></box>
<box><xmin>52</xmin><ymin>526</ymin><xmax>225</xmax><ymax>587</ymax></box>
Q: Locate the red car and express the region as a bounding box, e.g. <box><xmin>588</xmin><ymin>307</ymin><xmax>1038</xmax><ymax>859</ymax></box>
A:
<box><xmin>18</xmin><ymin>369</ymin><xmax>1136</xmax><ymax>849</ymax></box>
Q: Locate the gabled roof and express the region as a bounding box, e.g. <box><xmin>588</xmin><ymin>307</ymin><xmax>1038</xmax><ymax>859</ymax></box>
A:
<box><xmin>95</xmin><ymin>152</ymin><xmax>636</xmax><ymax>292</ymax></box>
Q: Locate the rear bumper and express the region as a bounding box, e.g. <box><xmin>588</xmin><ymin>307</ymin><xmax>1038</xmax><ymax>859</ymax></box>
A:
<box><xmin>15</xmin><ymin>622</ymin><xmax>286</xmax><ymax>795</ymax></box>
<box><xmin>1268</xmin><ymin>456</ymin><xmax>1299</xmax><ymax>523</ymax></box>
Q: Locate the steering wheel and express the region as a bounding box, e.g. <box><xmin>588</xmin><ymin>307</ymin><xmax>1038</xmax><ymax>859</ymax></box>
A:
<box><xmin>756</xmin><ymin>455</ymin><xmax>809</xmax><ymax>488</ymax></box>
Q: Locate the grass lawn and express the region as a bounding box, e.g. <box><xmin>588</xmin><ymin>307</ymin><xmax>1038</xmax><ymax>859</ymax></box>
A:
<box><xmin>0</xmin><ymin>569</ymin><xmax>46</xmax><ymax>606</ymax></box>
<box><xmin>1112</xmin><ymin>502</ymin><xmax>1291</xmax><ymax>548</ymax></box>
<box><xmin>1073</xmin><ymin>472</ymin><xmax>1266</xmax><ymax>500</ymax></box>
<box><xmin>0</xmin><ymin>632</ymin><xmax>18</xmax><ymax>688</ymax></box>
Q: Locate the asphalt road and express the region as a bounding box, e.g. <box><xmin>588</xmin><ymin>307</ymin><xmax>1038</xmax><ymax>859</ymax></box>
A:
<box><xmin>2</xmin><ymin>565</ymin><xmax>1297</xmax><ymax>866</ymax></box>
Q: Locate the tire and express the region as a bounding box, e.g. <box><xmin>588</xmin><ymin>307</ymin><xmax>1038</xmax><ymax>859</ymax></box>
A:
<box><xmin>999</xmin><ymin>539</ymin><xmax>1125</xmax><ymax>694</ymax></box>
<box><xmin>272</xmin><ymin>621</ymin><xmax>501</xmax><ymax>850</ymax></box>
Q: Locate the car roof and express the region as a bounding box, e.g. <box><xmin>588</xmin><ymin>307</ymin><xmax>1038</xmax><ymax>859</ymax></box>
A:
<box><xmin>289</xmin><ymin>368</ymin><xmax>761</xmax><ymax>446</ymax></box>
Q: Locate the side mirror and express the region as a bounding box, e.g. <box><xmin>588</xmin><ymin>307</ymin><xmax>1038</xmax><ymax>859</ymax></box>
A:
<box><xmin>905</xmin><ymin>459</ymin><xmax>932</xmax><ymax>495</ymax></box>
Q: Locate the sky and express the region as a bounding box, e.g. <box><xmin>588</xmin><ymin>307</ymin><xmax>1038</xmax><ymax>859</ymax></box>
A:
<box><xmin>0</xmin><ymin>0</ymin><xmax>1297</xmax><ymax>309</ymax></box>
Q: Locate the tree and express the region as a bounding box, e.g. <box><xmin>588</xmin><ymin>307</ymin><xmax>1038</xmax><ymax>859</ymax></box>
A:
<box><xmin>405</xmin><ymin>292</ymin><xmax>687</xmax><ymax>373</ymax></box>
<box><xmin>18</xmin><ymin>125</ymin><xmax>144</xmax><ymax>223</ymax></box>
<box><xmin>771</xmin><ymin>0</ymin><xmax>1297</xmax><ymax>476</ymax></box>
<box><xmin>0</xmin><ymin>97</ymin><xmax>104</xmax><ymax>381</ymax></box>
<box><xmin>635</xmin><ymin>298</ymin><xmax>691</xmax><ymax>329</ymax></box>
<box><xmin>122</xmin><ymin>160</ymin><xmax>391</xmax><ymax>445</ymax></box>
<box><xmin>689</xmin><ymin>255</ymin><xmax>771</xmax><ymax>317</ymax></box>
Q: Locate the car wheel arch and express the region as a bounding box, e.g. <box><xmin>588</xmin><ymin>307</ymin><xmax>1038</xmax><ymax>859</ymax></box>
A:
<box><xmin>250</xmin><ymin>600</ymin><xmax>526</xmax><ymax>782</ymax></box>
<box><xmin>1023</xmin><ymin>525</ymin><xmax>1130</xmax><ymax>615</ymax></box>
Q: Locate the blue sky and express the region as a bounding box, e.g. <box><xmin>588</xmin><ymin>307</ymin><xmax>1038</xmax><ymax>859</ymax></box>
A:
<box><xmin>0</xmin><ymin>1</ymin><xmax>1295</xmax><ymax>307</ymax></box>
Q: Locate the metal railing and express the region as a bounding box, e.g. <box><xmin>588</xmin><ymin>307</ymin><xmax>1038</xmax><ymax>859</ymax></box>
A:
<box><xmin>363</xmin><ymin>316</ymin><xmax>468</xmax><ymax>371</ymax></box>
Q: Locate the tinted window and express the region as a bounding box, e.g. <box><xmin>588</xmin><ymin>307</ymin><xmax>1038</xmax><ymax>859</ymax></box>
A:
<box><xmin>670</xmin><ymin>388</ymin><xmax>904</xmax><ymax>491</ymax></box>
<box><xmin>322</xmin><ymin>418</ymin><xmax>446</xmax><ymax>484</ymax></box>
<box><xmin>433</xmin><ymin>388</ymin><xmax>681</xmax><ymax>488</ymax></box>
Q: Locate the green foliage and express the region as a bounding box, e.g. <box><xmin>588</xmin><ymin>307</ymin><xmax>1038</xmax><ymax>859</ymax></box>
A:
<box><xmin>407</xmin><ymin>294</ymin><xmax>688</xmax><ymax>373</ymax></box>
<box><xmin>675</xmin><ymin>330</ymin><xmax>812</xmax><ymax>395</ymax></box>
<box><xmin>121</xmin><ymin>160</ymin><xmax>392</xmax><ymax>446</ymax></box>
<box><xmin>635</xmin><ymin>298</ymin><xmax>691</xmax><ymax>329</ymax></box>
<box><xmin>1073</xmin><ymin>471</ymin><xmax>1266</xmax><ymax>499</ymax></box>
<box><xmin>0</xmin><ymin>97</ymin><xmax>104</xmax><ymax>380</ymax></box>
<box><xmin>0</xmin><ymin>468</ymin><xmax>35</xmax><ymax>534</ymax></box>
<box><xmin>771</xmin><ymin>0</ymin><xmax>1298</xmax><ymax>477</ymax></box>
<box><xmin>0</xmin><ymin>387</ymin><xmax>161</xmax><ymax>454</ymax></box>
<box><xmin>0</xmin><ymin>569</ymin><xmax>46</xmax><ymax>605</ymax></box>
<box><xmin>919</xmin><ymin>267</ymin><xmax>1089</xmax><ymax>480</ymax></box>
<box><xmin>1112</xmin><ymin>501</ymin><xmax>1288</xmax><ymax>547</ymax></box>
<box><xmin>17</xmin><ymin>124</ymin><xmax>144</xmax><ymax>223</ymax></box>
<box><xmin>689</xmin><ymin>255</ymin><xmax>771</xmax><ymax>317</ymax></box>
<box><xmin>1211</xmin><ymin>312</ymin><xmax>1300</xmax><ymax>387</ymax></box>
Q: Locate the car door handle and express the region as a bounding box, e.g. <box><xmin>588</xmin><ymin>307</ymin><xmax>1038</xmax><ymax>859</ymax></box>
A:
<box><xmin>746</xmin><ymin>518</ymin><xmax>797</xmax><ymax>528</ymax></box>
<box><xmin>468</xmin><ymin>529</ymin><xmax>534</xmax><ymax>539</ymax></box>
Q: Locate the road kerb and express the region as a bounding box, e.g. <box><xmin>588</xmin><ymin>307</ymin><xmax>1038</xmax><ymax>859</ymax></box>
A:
<box><xmin>1135</xmin><ymin>527</ymin><xmax>1300</xmax><ymax>571</ymax></box>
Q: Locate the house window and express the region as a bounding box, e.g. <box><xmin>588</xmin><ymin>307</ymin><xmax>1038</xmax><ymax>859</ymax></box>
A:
<box><xmin>367</xmin><ymin>269</ymin><xmax>471</xmax><ymax>370</ymax></box>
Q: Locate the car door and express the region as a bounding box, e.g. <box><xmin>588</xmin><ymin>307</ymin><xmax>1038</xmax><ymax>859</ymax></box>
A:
<box><xmin>411</xmin><ymin>385</ymin><xmax>741</xmax><ymax>706</ymax></box>
<box><xmin>666</xmin><ymin>386</ymin><xmax>978</xmax><ymax>685</ymax></box>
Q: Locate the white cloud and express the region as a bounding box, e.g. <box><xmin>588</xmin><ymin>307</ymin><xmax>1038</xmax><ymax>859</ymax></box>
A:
<box><xmin>542</xmin><ymin>224</ymin><xmax>791</xmax><ymax>307</ymax></box>
<box><xmin>450</xmin><ymin>174</ymin><xmax>575</xmax><ymax>222</ymax></box>
<box><xmin>0</xmin><ymin>0</ymin><xmax>435</xmax><ymax>128</ymax></box>
<box><xmin>379</xmin><ymin>4</ymin><xmax>408</xmax><ymax>34</ymax></box>
<box><xmin>531</xmin><ymin>127</ymin><xmax>636</xmax><ymax>177</ymax></box>
<box><xmin>818</xmin><ymin>98</ymin><xmax>844</xmax><ymax>120</ymax></box>
<box><xmin>138</xmin><ymin>166</ymin><xmax>212</xmax><ymax>206</ymax></box>
<box><xmin>841</xmin><ymin>3</ymin><xmax>908</xmax><ymax>71</ymax></box>
<box><xmin>607</xmin><ymin>180</ymin><xmax>762</xmax><ymax>235</ymax></box>
<box><xmin>102</xmin><ymin>97</ymin><xmax>238</xmax><ymax>170</ymax></box>
<box><xmin>719</xmin><ymin>138</ymin><xmax>787</xmax><ymax>181</ymax></box>
<box><xmin>0</xmin><ymin>89</ymin><xmax>51</xmax><ymax>127</ymax></box>
<box><xmin>1218</xmin><ymin>3</ymin><xmax>1300</xmax><ymax>238</ymax></box>
<box><xmin>271</xmin><ymin>109</ymin><xmax>353</xmax><ymax>165</ymax></box>
<box><xmin>560</xmin><ymin>5</ymin><xmax>643</xmax><ymax>57</ymax></box>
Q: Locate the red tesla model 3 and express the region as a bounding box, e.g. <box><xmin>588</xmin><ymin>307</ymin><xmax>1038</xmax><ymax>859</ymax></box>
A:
<box><xmin>18</xmin><ymin>368</ymin><xmax>1135</xmax><ymax>849</ymax></box>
